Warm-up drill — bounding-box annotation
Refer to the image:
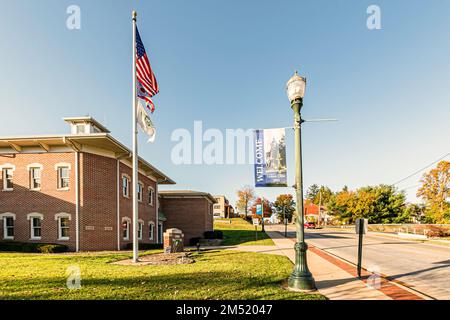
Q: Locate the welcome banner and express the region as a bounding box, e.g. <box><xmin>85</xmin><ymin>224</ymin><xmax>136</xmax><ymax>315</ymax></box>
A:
<box><xmin>253</xmin><ymin>128</ymin><xmax>287</xmax><ymax>187</ymax></box>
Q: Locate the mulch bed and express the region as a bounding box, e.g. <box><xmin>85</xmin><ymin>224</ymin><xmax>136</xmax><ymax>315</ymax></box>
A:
<box><xmin>112</xmin><ymin>252</ymin><xmax>194</xmax><ymax>266</ymax></box>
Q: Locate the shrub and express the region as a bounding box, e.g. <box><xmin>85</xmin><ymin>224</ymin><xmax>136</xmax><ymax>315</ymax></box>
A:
<box><xmin>0</xmin><ymin>242</ymin><xmax>68</xmax><ymax>253</ymax></box>
<box><xmin>189</xmin><ymin>237</ymin><xmax>202</xmax><ymax>246</ymax></box>
<box><xmin>124</xmin><ymin>243</ymin><xmax>163</xmax><ymax>250</ymax></box>
<box><xmin>37</xmin><ymin>244</ymin><xmax>68</xmax><ymax>253</ymax></box>
<box><xmin>203</xmin><ymin>230</ymin><xmax>223</xmax><ymax>239</ymax></box>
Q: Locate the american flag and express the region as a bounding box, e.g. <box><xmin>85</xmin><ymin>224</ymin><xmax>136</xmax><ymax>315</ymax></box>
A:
<box><xmin>136</xmin><ymin>26</ymin><xmax>159</xmax><ymax>113</ymax></box>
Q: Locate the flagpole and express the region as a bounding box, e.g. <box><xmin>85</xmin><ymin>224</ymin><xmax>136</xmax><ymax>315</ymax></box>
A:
<box><xmin>132</xmin><ymin>10</ymin><xmax>139</xmax><ymax>263</ymax></box>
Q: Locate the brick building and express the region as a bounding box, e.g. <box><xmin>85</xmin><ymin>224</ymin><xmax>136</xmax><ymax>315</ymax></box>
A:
<box><xmin>212</xmin><ymin>195</ymin><xmax>235</xmax><ymax>218</ymax></box>
<box><xmin>0</xmin><ymin>117</ymin><xmax>179</xmax><ymax>251</ymax></box>
<box><xmin>159</xmin><ymin>190</ymin><xmax>216</xmax><ymax>245</ymax></box>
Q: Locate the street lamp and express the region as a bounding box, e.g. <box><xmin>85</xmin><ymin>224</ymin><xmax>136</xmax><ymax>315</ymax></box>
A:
<box><xmin>286</xmin><ymin>71</ymin><xmax>316</xmax><ymax>291</ymax></box>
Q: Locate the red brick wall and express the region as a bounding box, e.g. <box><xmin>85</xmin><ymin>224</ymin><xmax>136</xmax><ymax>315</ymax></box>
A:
<box><xmin>118</xmin><ymin>162</ymin><xmax>158</xmax><ymax>250</ymax></box>
<box><xmin>0</xmin><ymin>152</ymin><xmax>77</xmax><ymax>250</ymax></box>
<box><xmin>160</xmin><ymin>197</ymin><xmax>214</xmax><ymax>245</ymax></box>
<box><xmin>0</xmin><ymin>152</ymin><xmax>159</xmax><ymax>251</ymax></box>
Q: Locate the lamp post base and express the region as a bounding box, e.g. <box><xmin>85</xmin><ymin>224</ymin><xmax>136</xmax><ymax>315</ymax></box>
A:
<box><xmin>288</xmin><ymin>242</ymin><xmax>316</xmax><ymax>291</ymax></box>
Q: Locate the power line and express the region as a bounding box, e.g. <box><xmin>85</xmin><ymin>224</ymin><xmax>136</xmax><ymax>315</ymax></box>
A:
<box><xmin>392</xmin><ymin>152</ymin><xmax>450</xmax><ymax>186</ymax></box>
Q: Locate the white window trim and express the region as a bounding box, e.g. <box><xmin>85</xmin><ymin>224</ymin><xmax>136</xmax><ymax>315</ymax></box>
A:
<box><xmin>148</xmin><ymin>186</ymin><xmax>155</xmax><ymax>206</ymax></box>
<box><xmin>1</xmin><ymin>166</ymin><xmax>15</xmax><ymax>191</ymax></box>
<box><xmin>138</xmin><ymin>219</ymin><xmax>144</xmax><ymax>240</ymax></box>
<box><xmin>138</xmin><ymin>182</ymin><xmax>144</xmax><ymax>202</ymax></box>
<box><xmin>56</xmin><ymin>165</ymin><xmax>70</xmax><ymax>191</ymax></box>
<box><xmin>54</xmin><ymin>163</ymin><xmax>71</xmax><ymax>170</ymax></box>
<box><xmin>28</xmin><ymin>165</ymin><xmax>43</xmax><ymax>191</ymax></box>
<box><xmin>28</xmin><ymin>213</ymin><xmax>44</xmax><ymax>240</ymax></box>
<box><xmin>122</xmin><ymin>217</ymin><xmax>131</xmax><ymax>240</ymax></box>
<box><xmin>148</xmin><ymin>221</ymin><xmax>155</xmax><ymax>240</ymax></box>
<box><xmin>1</xmin><ymin>212</ymin><xmax>16</xmax><ymax>240</ymax></box>
<box><xmin>122</xmin><ymin>174</ymin><xmax>130</xmax><ymax>198</ymax></box>
<box><xmin>55</xmin><ymin>212</ymin><xmax>71</xmax><ymax>241</ymax></box>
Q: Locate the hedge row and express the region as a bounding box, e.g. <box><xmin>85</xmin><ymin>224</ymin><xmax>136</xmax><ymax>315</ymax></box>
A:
<box><xmin>0</xmin><ymin>242</ymin><xmax>68</xmax><ymax>253</ymax></box>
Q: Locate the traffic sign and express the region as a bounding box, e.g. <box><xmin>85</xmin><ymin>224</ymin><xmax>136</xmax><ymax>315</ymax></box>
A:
<box><xmin>256</xmin><ymin>204</ymin><xmax>262</xmax><ymax>215</ymax></box>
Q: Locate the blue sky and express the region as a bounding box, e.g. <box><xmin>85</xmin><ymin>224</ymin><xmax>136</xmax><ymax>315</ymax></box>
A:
<box><xmin>0</xmin><ymin>1</ymin><xmax>449</xmax><ymax>206</ymax></box>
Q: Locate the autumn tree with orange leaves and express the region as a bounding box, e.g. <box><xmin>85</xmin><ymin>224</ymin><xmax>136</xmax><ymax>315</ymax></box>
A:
<box><xmin>417</xmin><ymin>161</ymin><xmax>450</xmax><ymax>223</ymax></box>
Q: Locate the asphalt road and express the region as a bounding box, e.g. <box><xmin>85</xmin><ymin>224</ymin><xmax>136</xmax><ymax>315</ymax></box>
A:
<box><xmin>279</xmin><ymin>226</ymin><xmax>450</xmax><ymax>300</ymax></box>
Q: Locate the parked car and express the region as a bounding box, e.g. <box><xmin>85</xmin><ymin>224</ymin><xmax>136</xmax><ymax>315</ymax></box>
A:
<box><xmin>304</xmin><ymin>222</ymin><xmax>316</xmax><ymax>229</ymax></box>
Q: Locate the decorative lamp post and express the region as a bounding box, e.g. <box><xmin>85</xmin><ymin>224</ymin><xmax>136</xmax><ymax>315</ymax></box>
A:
<box><xmin>286</xmin><ymin>71</ymin><xmax>316</xmax><ymax>291</ymax></box>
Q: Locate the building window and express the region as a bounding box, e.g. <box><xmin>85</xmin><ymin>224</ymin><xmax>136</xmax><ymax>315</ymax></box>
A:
<box><xmin>31</xmin><ymin>217</ymin><xmax>42</xmax><ymax>239</ymax></box>
<box><xmin>57</xmin><ymin>167</ymin><xmax>70</xmax><ymax>189</ymax></box>
<box><xmin>122</xmin><ymin>175</ymin><xmax>129</xmax><ymax>198</ymax></box>
<box><xmin>2</xmin><ymin>168</ymin><xmax>13</xmax><ymax>190</ymax></box>
<box><xmin>149</xmin><ymin>222</ymin><xmax>155</xmax><ymax>240</ymax></box>
<box><xmin>148</xmin><ymin>187</ymin><xmax>155</xmax><ymax>206</ymax></box>
<box><xmin>58</xmin><ymin>218</ymin><xmax>69</xmax><ymax>240</ymax></box>
<box><xmin>213</xmin><ymin>204</ymin><xmax>220</xmax><ymax>209</ymax></box>
<box><xmin>76</xmin><ymin>124</ymin><xmax>86</xmax><ymax>134</ymax></box>
<box><xmin>3</xmin><ymin>217</ymin><xmax>14</xmax><ymax>239</ymax></box>
<box><xmin>138</xmin><ymin>220</ymin><xmax>143</xmax><ymax>240</ymax></box>
<box><xmin>138</xmin><ymin>183</ymin><xmax>143</xmax><ymax>202</ymax></box>
<box><xmin>55</xmin><ymin>213</ymin><xmax>71</xmax><ymax>240</ymax></box>
<box><xmin>122</xmin><ymin>218</ymin><xmax>130</xmax><ymax>240</ymax></box>
<box><xmin>29</xmin><ymin>168</ymin><xmax>41</xmax><ymax>190</ymax></box>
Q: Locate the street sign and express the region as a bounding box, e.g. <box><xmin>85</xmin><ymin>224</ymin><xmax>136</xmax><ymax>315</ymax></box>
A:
<box><xmin>256</xmin><ymin>204</ymin><xmax>262</xmax><ymax>215</ymax></box>
<box><xmin>252</xmin><ymin>218</ymin><xmax>260</xmax><ymax>226</ymax></box>
<box><xmin>355</xmin><ymin>219</ymin><xmax>368</xmax><ymax>234</ymax></box>
<box><xmin>355</xmin><ymin>218</ymin><xmax>368</xmax><ymax>278</ymax></box>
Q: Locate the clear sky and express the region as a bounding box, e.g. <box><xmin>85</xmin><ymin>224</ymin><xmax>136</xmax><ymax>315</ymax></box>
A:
<box><xmin>0</xmin><ymin>1</ymin><xmax>449</xmax><ymax>207</ymax></box>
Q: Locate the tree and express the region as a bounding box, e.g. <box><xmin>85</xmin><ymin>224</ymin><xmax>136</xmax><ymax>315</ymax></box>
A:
<box><xmin>328</xmin><ymin>184</ymin><xmax>406</xmax><ymax>224</ymax></box>
<box><xmin>306</xmin><ymin>184</ymin><xmax>319</xmax><ymax>203</ymax></box>
<box><xmin>236</xmin><ymin>186</ymin><xmax>256</xmax><ymax>217</ymax></box>
<box><xmin>417</xmin><ymin>161</ymin><xmax>450</xmax><ymax>224</ymax></box>
<box><xmin>273</xmin><ymin>194</ymin><xmax>296</xmax><ymax>222</ymax></box>
<box><xmin>251</xmin><ymin>198</ymin><xmax>273</xmax><ymax>218</ymax></box>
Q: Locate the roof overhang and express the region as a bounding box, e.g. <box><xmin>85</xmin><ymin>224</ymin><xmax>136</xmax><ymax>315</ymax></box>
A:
<box><xmin>0</xmin><ymin>133</ymin><xmax>175</xmax><ymax>185</ymax></box>
<box><xmin>159</xmin><ymin>190</ymin><xmax>217</xmax><ymax>204</ymax></box>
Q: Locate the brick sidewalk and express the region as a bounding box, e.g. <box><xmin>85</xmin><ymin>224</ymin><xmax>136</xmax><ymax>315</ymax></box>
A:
<box><xmin>259</xmin><ymin>227</ymin><xmax>428</xmax><ymax>300</ymax></box>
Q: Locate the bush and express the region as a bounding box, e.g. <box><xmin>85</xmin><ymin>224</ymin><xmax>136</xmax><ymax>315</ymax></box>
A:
<box><xmin>124</xmin><ymin>243</ymin><xmax>163</xmax><ymax>250</ymax></box>
<box><xmin>189</xmin><ymin>237</ymin><xmax>202</xmax><ymax>246</ymax></box>
<box><xmin>203</xmin><ymin>230</ymin><xmax>223</xmax><ymax>239</ymax></box>
<box><xmin>0</xmin><ymin>242</ymin><xmax>68</xmax><ymax>253</ymax></box>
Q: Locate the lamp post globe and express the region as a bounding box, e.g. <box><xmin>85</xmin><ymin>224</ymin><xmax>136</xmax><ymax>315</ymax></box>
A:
<box><xmin>286</xmin><ymin>71</ymin><xmax>306</xmax><ymax>102</ymax></box>
<box><xmin>286</xmin><ymin>70</ymin><xmax>316</xmax><ymax>291</ymax></box>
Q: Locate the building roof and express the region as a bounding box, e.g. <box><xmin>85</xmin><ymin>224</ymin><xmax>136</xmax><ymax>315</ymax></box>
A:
<box><xmin>63</xmin><ymin>116</ymin><xmax>110</xmax><ymax>133</ymax></box>
<box><xmin>159</xmin><ymin>190</ymin><xmax>217</xmax><ymax>203</ymax></box>
<box><xmin>0</xmin><ymin>132</ymin><xmax>175</xmax><ymax>185</ymax></box>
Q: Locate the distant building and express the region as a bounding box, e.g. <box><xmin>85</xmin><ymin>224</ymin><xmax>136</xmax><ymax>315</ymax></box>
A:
<box><xmin>304</xmin><ymin>200</ymin><xmax>331</xmax><ymax>225</ymax></box>
<box><xmin>213</xmin><ymin>195</ymin><xmax>235</xmax><ymax>218</ymax></box>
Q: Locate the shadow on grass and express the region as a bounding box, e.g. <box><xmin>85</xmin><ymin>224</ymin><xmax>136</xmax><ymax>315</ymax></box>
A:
<box><xmin>0</xmin><ymin>269</ymin><xmax>323</xmax><ymax>300</ymax></box>
<box><xmin>220</xmin><ymin>230</ymin><xmax>270</xmax><ymax>246</ymax></box>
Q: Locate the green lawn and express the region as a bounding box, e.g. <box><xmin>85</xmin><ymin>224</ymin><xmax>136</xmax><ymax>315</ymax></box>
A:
<box><xmin>214</xmin><ymin>218</ymin><xmax>274</xmax><ymax>246</ymax></box>
<box><xmin>0</xmin><ymin>249</ymin><xmax>324</xmax><ymax>300</ymax></box>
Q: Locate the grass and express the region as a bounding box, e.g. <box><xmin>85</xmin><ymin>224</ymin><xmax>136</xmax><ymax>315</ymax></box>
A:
<box><xmin>214</xmin><ymin>218</ymin><xmax>274</xmax><ymax>246</ymax></box>
<box><xmin>0</xmin><ymin>249</ymin><xmax>324</xmax><ymax>300</ymax></box>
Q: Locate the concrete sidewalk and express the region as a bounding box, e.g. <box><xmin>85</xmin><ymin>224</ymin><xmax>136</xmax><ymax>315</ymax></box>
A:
<box><xmin>229</xmin><ymin>227</ymin><xmax>426</xmax><ymax>300</ymax></box>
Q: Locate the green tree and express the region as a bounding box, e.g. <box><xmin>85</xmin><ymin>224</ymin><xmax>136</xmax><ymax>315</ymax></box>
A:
<box><xmin>273</xmin><ymin>194</ymin><xmax>295</xmax><ymax>222</ymax></box>
<box><xmin>328</xmin><ymin>185</ymin><xmax>406</xmax><ymax>224</ymax></box>
<box><xmin>417</xmin><ymin>161</ymin><xmax>450</xmax><ymax>223</ymax></box>
<box><xmin>306</xmin><ymin>184</ymin><xmax>320</xmax><ymax>203</ymax></box>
